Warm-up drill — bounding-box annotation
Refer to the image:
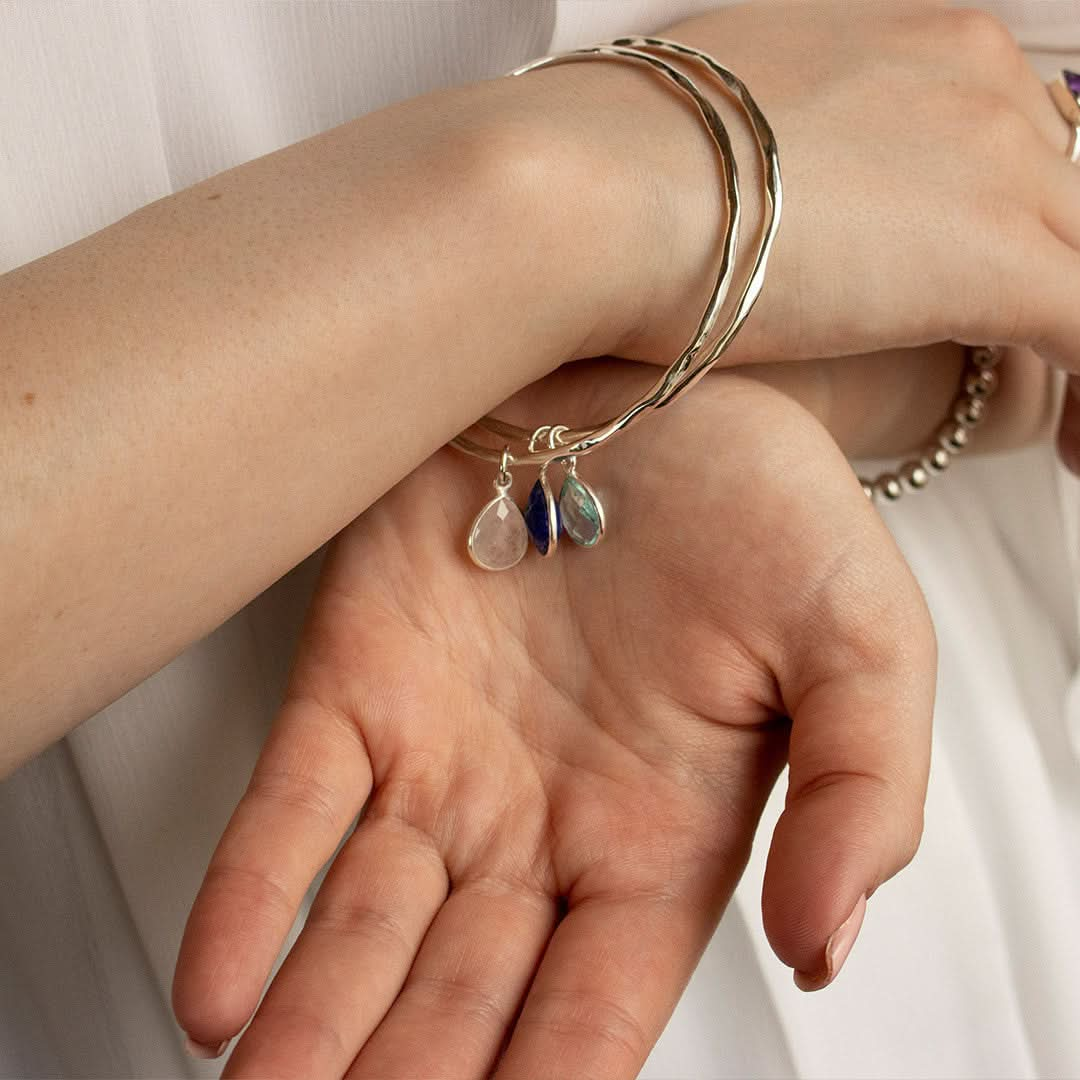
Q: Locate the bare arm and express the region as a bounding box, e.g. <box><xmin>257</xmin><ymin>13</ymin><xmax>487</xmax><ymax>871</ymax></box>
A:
<box><xmin>0</xmin><ymin>67</ymin><xmax>673</xmax><ymax>774</ymax></box>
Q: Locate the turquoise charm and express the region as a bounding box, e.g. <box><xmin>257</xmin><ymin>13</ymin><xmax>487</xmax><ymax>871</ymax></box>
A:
<box><xmin>559</xmin><ymin>472</ymin><xmax>605</xmax><ymax>547</ymax></box>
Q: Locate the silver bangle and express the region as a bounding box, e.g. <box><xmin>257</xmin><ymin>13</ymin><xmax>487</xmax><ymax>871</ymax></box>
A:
<box><xmin>452</xmin><ymin>37</ymin><xmax>1003</xmax><ymax>572</ymax></box>
<box><xmin>456</xmin><ymin>38</ymin><xmax>781</xmax><ymax>571</ymax></box>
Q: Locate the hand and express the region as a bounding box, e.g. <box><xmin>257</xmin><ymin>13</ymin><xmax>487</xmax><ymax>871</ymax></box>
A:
<box><xmin>173</xmin><ymin>361</ymin><xmax>936</xmax><ymax>1079</ymax></box>
<box><xmin>528</xmin><ymin>2</ymin><xmax>1080</xmax><ymax>376</ymax></box>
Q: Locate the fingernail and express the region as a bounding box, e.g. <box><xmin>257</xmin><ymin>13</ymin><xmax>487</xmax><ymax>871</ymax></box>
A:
<box><xmin>184</xmin><ymin>1034</ymin><xmax>229</xmax><ymax>1059</ymax></box>
<box><xmin>793</xmin><ymin>892</ymin><xmax>867</xmax><ymax>992</ymax></box>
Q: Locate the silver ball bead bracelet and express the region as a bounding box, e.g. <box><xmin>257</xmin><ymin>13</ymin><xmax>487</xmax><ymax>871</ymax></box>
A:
<box><xmin>858</xmin><ymin>344</ymin><xmax>1002</xmax><ymax>503</ymax></box>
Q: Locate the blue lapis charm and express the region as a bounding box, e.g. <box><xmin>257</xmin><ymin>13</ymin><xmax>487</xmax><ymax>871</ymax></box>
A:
<box><xmin>523</xmin><ymin>470</ymin><xmax>560</xmax><ymax>557</ymax></box>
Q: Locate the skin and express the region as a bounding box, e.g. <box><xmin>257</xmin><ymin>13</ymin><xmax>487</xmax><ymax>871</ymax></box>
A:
<box><xmin>168</xmin><ymin>6</ymin><xmax>1079</xmax><ymax>1072</ymax></box>
<box><xmin>174</xmin><ymin>363</ymin><xmax>937</xmax><ymax>1078</ymax></box>
<box><xmin>0</xmin><ymin>0</ymin><xmax>1073</xmax><ymax>773</ymax></box>
<box><xmin>1</xmin><ymin>2</ymin><xmax>1073</xmax><ymax>1071</ymax></box>
<box><xmin>622</xmin><ymin>2</ymin><xmax>1080</xmax><ymax>372</ymax></box>
<box><xmin>742</xmin><ymin>341</ymin><xmax>1057</xmax><ymax>460</ymax></box>
<box><xmin>0</xmin><ymin>71</ymin><xmax>656</xmax><ymax>774</ymax></box>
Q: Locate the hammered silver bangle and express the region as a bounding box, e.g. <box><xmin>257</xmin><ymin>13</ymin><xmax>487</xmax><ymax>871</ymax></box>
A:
<box><xmin>453</xmin><ymin>39</ymin><xmax>780</xmax><ymax>472</ymax></box>
<box><xmin>450</xmin><ymin>37</ymin><xmax>1003</xmax><ymax>571</ymax></box>
<box><xmin>453</xmin><ymin>37</ymin><xmax>781</xmax><ymax>571</ymax></box>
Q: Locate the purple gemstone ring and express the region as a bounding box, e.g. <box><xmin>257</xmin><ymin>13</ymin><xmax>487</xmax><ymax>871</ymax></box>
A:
<box><xmin>1049</xmin><ymin>70</ymin><xmax>1080</xmax><ymax>164</ymax></box>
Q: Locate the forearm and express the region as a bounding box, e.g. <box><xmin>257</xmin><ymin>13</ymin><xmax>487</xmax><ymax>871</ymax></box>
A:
<box><xmin>0</xmin><ymin>67</ymin><xmax>659</xmax><ymax>774</ymax></box>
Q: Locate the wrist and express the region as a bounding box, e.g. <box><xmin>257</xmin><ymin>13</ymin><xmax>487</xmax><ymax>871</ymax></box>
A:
<box><xmin>486</xmin><ymin>52</ymin><xmax>732</xmax><ymax>366</ymax></box>
<box><xmin>733</xmin><ymin>344</ymin><xmax>1057</xmax><ymax>458</ymax></box>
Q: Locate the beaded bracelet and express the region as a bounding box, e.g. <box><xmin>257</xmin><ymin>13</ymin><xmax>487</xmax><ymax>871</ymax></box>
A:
<box><xmin>858</xmin><ymin>344</ymin><xmax>1001</xmax><ymax>503</ymax></box>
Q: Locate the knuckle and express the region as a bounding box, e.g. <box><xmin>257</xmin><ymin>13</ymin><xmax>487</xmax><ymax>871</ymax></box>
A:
<box><xmin>202</xmin><ymin>861</ymin><xmax>297</xmax><ymax>923</ymax></box>
<box><xmin>246</xmin><ymin>768</ymin><xmax>349</xmax><ymax>836</ymax></box>
<box><xmin>306</xmin><ymin>898</ymin><xmax>415</xmax><ymax>958</ymax></box>
<box><xmin>245</xmin><ymin>1001</ymin><xmax>349</xmax><ymax>1062</ymax></box>
<box><xmin>801</xmin><ymin>771</ymin><xmax>925</xmax><ymax>873</ymax></box>
<box><xmin>409</xmin><ymin>972</ymin><xmax>506</xmax><ymax>1036</ymax></box>
<box><xmin>519</xmin><ymin>988</ymin><xmax>651</xmax><ymax>1072</ymax></box>
<box><xmin>945</xmin><ymin>6</ymin><xmax>1021</xmax><ymax>66</ymax></box>
<box><xmin>799</xmin><ymin>536</ymin><xmax>935</xmax><ymax>681</ymax></box>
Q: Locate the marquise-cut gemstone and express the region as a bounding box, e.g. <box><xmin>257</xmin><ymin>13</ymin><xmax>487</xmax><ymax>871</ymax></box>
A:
<box><xmin>467</xmin><ymin>495</ymin><xmax>527</xmax><ymax>571</ymax></box>
<box><xmin>559</xmin><ymin>474</ymin><xmax>603</xmax><ymax>547</ymax></box>
<box><xmin>1066</xmin><ymin>70</ymin><xmax>1080</xmax><ymax>98</ymax></box>
<box><xmin>523</xmin><ymin>478</ymin><xmax>559</xmax><ymax>555</ymax></box>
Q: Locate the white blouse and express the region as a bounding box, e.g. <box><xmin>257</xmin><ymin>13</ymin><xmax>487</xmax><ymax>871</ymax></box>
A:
<box><xmin>1</xmin><ymin>3</ymin><xmax>1078</xmax><ymax>1077</ymax></box>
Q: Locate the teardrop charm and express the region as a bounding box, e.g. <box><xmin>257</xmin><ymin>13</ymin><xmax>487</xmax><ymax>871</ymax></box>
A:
<box><xmin>523</xmin><ymin>471</ymin><xmax>560</xmax><ymax>557</ymax></box>
<box><xmin>559</xmin><ymin>472</ymin><xmax>605</xmax><ymax>547</ymax></box>
<box><xmin>467</xmin><ymin>493</ymin><xmax>528</xmax><ymax>571</ymax></box>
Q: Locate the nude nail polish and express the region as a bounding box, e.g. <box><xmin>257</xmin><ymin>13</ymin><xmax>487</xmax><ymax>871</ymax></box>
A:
<box><xmin>793</xmin><ymin>892</ymin><xmax>867</xmax><ymax>992</ymax></box>
<box><xmin>184</xmin><ymin>1034</ymin><xmax>229</xmax><ymax>1059</ymax></box>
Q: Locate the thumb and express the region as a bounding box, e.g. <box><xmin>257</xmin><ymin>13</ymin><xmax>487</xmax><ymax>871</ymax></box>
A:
<box><xmin>762</xmin><ymin>556</ymin><xmax>937</xmax><ymax>991</ymax></box>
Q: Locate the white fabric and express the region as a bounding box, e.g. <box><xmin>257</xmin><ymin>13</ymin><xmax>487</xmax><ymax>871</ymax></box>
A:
<box><xmin>0</xmin><ymin>2</ymin><xmax>1078</xmax><ymax>1077</ymax></box>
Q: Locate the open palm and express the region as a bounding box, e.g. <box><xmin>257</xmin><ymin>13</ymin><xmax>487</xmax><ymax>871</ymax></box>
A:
<box><xmin>174</xmin><ymin>362</ymin><xmax>936</xmax><ymax>1079</ymax></box>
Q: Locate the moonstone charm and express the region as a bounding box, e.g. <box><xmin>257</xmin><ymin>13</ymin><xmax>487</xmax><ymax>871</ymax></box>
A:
<box><xmin>467</xmin><ymin>493</ymin><xmax>528</xmax><ymax>571</ymax></box>
<box><xmin>559</xmin><ymin>473</ymin><xmax>605</xmax><ymax>547</ymax></box>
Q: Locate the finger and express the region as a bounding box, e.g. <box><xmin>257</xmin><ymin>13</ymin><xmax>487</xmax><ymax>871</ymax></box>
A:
<box><xmin>346</xmin><ymin>878</ymin><xmax>556</xmax><ymax>1079</ymax></box>
<box><xmin>172</xmin><ymin>697</ymin><xmax>371</xmax><ymax>1049</ymax></box>
<box><xmin>761</xmin><ymin>518</ymin><xmax>937</xmax><ymax>991</ymax></box>
<box><xmin>221</xmin><ymin>811</ymin><xmax>448</xmax><ymax>1079</ymax></box>
<box><xmin>492</xmin><ymin>893</ymin><xmax>713</xmax><ymax>1080</ymax></box>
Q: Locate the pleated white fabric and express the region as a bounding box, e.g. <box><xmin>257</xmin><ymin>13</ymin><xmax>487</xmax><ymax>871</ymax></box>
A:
<box><xmin>0</xmin><ymin>3</ymin><xmax>1078</xmax><ymax>1078</ymax></box>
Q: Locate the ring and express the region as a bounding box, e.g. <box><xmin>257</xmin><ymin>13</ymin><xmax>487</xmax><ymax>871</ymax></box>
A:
<box><xmin>1049</xmin><ymin>70</ymin><xmax>1080</xmax><ymax>164</ymax></box>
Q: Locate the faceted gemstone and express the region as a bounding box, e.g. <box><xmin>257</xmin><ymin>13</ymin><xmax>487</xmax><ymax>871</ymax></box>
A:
<box><xmin>1066</xmin><ymin>70</ymin><xmax>1080</xmax><ymax>97</ymax></box>
<box><xmin>523</xmin><ymin>477</ymin><xmax>559</xmax><ymax>555</ymax></box>
<box><xmin>467</xmin><ymin>495</ymin><xmax>527</xmax><ymax>571</ymax></box>
<box><xmin>559</xmin><ymin>474</ymin><xmax>604</xmax><ymax>547</ymax></box>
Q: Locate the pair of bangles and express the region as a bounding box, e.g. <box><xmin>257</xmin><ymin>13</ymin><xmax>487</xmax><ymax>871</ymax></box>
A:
<box><xmin>451</xmin><ymin>40</ymin><xmax>1079</xmax><ymax>573</ymax></box>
